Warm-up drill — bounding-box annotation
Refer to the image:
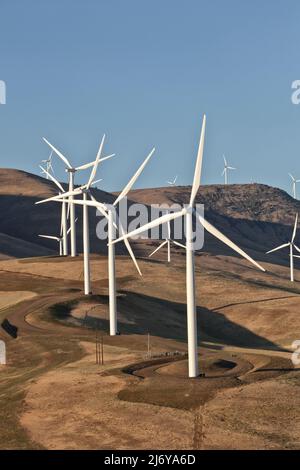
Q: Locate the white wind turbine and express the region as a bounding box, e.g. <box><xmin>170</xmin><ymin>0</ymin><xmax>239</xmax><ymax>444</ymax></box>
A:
<box><xmin>41</xmin><ymin>151</ymin><xmax>54</xmax><ymax>179</ymax></box>
<box><xmin>42</xmin><ymin>137</ymin><xmax>114</xmax><ymax>257</ymax></box>
<box><xmin>266</xmin><ymin>214</ymin><xmax>300</xmax><ymax>282</ymax></box>
<box><xmin>37</xmin><ymin>147</ymin><xmax>155</xmax><ymax>335</ymax></box>
<box><xmin>39</xmin><ymin>234</ymin><xmax>64</xmax><ymax>256</ymax></box>
<box><xmin>167</xmin><ymin>175</ymin><xmax>178</xmax><ymax>186</ymax></box>
<box><xmin>222</xmin><ymin>155</ymin><xmax>236</xmax><ymax>185</ymax></box>
<box><xmin>113</xmin><ymin>115</ymin><xmax>265</xmax><ymax>378</ymax></box>
<box><xmin>39</xmin><ymin>224</ymin><xmax>75</xmax><ymax>256</ymax></box>
<box><xmin>37</xmin><ymin>135</ymin><xmax>109</xmax><ymax>295</ymax></box>
<box><xmin>39</xmin><ymin>165</ymin><xmax>69</xmax><ymax>256</ymax></box>
<box><xmin>289</xmin><ymin>174</ymin><xmax>300</xmax><ymax>199</ymax></box>
<box><xmin>149</xmin><ymin>220</ymin><xmax>185</xmax><ymax>263</ymax></box>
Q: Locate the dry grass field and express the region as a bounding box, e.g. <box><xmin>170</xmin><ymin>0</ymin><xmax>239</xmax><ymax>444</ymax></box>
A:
<box><xmin>0</xmin><ymin>171</ymin><xmax>300</xmax><ymax>449</ymax></box>
<box><xmin>0</xmin><ymin>247</ymin><xmax>300</xmax><ymax>450</ymax></box>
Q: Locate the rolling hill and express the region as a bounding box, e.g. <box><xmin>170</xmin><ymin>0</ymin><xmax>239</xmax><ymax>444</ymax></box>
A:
<box><xmin>0</xmin><ymin>168</ymin><xmax>299</xmax><ymax>266</ymax></box>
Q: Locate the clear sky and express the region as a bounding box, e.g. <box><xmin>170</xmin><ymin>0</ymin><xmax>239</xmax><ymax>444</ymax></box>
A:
<box><xmin>0</xmin><ymin>0</ymin><xmax>300</xmax><ymax>194</ymax></box>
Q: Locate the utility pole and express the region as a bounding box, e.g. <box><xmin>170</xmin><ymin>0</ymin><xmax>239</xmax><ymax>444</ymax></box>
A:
<box><xmin>147</xmin><ymin>333</ymin><xmax>151</xmax><ymax>359</ymax></box>
<box><xmin>96</xmin><ymin>330</ymin><xmax>104</xmax><ymax>365</ymax></box>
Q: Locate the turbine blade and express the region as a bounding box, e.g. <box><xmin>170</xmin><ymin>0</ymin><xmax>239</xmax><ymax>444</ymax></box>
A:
<box><xmin>189</xmin><ymin>115</ymin><xmax>206</xmax><ymax>206</ymax></box>
<box><xmin>35</xmin><ymin>188</ymin><xmax>81</xmax><ymax>205</ymax></box>
<box><xmin>223</xmin><ymin>155</ymin><xmax>227</xmax><ymax>166</ymax></box>
<box><xmin>266</xmin><ymin>243</ymin><xmax>290</xmax><ymax>254</ymax></box>
<box><xmin>99</xmin><ymin>153</ymin><xmax>115</xmax><ymax>163</ymax></box>
<box><xmin>62</xmin><ymin>196</ymin><xmax>109</xmax><ymax>219</ymax></box>
<box><xmin>292</xmin><ymin>213</ymin><xmax>298</xmax><ymax>242</ymax></box>
<box><xmin>293</xmin><ymin>243</ymin><xmax>300</xmax><ymax>253</ymax></box>
<box><xmin>43</xmin><ymin>138</ymin><xmax>72</xmax><ymax>169</ymax></box>
<box><xmin>119</xmin><ymin>221</ymin><xmax>142</xmax><ymax>276</ymax></box>
<box><xmin>197</xmin><ymin>212</ymin><xmax>265</xmax><ymax>271</ymax></box>
<box><xmin>149</xmin><ymin>240</ymin><xmax>168</xmax><ymax>258</ymax></box>
<box><xmin>75</xmin><ymin>160</ymin><xmax>96</xmax><ymax>171</ymax></box>
<box><xmin>172</xmin><ymin>240</ymin><xmax>186</xmax><ymax>250</ymax></box>
<box><xmin>89</xmin><ymin>194</ymin><xmax>109</xmax><ymax>220</ymax></box>
<box><xmin>91</xmin><ymin>178</ymin><xmax>102</xmax><ymax>186</ymax></box>
<box><xmin>39</xmin><ymin>234</ymin><xmax>60</xmax><ymax>241</ymax></box>
<box><xmin>86</xmin><ymin>134</ymin><xmax>105</xmax><ymax>189</ymax></box>
<box><xmin>39</xmin><ymin>165</ymin><xmax>64</xmax><ymax>192</ymax></box>
<box><xmin>74</xmin><ymin>153</ymin><xmax>115</xmax><ymax>171</ymax></box>
<box><xmin>112</xmin><ymin>209</ymin><xmax>185</xmax><ymax>245</ymax></box>
<box><xmin>289</xmin><ymin>173</ymin><xmax>295</xmax><ymax>181</ymax></box>
<box><xmin>113</xmin><ymin>148</ymin><xmax>155</xmax><ymax>206</ymax></box>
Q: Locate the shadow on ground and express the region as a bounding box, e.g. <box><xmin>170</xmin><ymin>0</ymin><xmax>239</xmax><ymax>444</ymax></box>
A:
<box><xmin>55</xmin><ymin>290</ymin><xmax>283</xmax><ymax>352</ymax></box>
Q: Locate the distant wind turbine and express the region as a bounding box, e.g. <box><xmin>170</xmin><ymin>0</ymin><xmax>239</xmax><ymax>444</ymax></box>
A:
<box><xmin>42</xmin><ymin>137</ymin><xmax>114</xmax><ymax>257</ymax></box>
<box><xmin>222</xmin><ymin>155</ymin><xmax>236</xmax><ymax>185</ymax></box>
<box><xmin>39</xmin><ymin>224</ymin><xmax>74</xmax><ymax>256</ymax></box>
<box><xmin>167</xmin><ymin>176</ymin><xmax>178</xmax><ymax>186</ymax></box>
<box><xmin>39</xmin><ymin>165</ymin><xmax>69</xmax><ymax>256</ymax></box>
<box><xmin>37</xmin><ymin>135</ymin><xmax>109</xmax><ymax>295</ymax></box>
<box><xmin>289</xmin><ymin>174</ymin><xmax>300</xmax><ymax>199</ymax></box>
<box><xmin>149</xmin><ymin>220</ymin><xmax>185</xmax><ymax>263</ymax></box>
<box><xmin>41</xmin><ymin>151</ymin><xmax>54</xmax><ymax>179</ymax></box>
<box><xmin>266</xmin><ymin>214</ymin><xmax>300</xmax><ymax>282</ymax></box>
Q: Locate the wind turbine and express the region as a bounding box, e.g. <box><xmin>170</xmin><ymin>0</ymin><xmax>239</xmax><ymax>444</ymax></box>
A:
<box><xmin>266</xmin><ymin>214</ymin><xmax>300</xmax><ymax>282</ymax></box>
<box><xmin>289</xmin><ymin>174</ymin><xmax>300</xmax><ymax>199</ymax></box>
<box><xmin>149</xmin><ymin>220</ymin><xmax>185</xmax><ymax>262</ymax></box>
<box><xmin>41</xmin><ymin>151</ymin><xmax>54</xmax><ymax>179</ymax></box>
<box><xmin>37</xmin><ymin>135</ymin><xmax>109</xmax><ymax>295</ymax></box>
<box><xmin>39</xmin><ymin>224</ymin><xmax>74</xmax><ymax>256</ymax></box>
<box><xmin>167</xmin><ymin>176</ymin><xmax>178</xmax><ymax>186</ymax></box>
<box><xmin>222</xmin><ymin>155</ymin><xmax>236</xmax><ymax>185</ymax></box>
<box><xmin>112</xmin><ymin>115</ymin><xmax>265</xmax><ymax>378</ymax></box>
<box><xmin>40</xmin><ymin>147</ymin><xmax>155</xmax><ymax>334</ymax></box>
<box><xmin>39</xmin><ymin>165</ymin><xmax>69</xmax><ymax>256</ymax></box>
<box><xmin>42</xmin><ymin>137</ymin><xmax>114</xmax><ymax>257</ymax></box>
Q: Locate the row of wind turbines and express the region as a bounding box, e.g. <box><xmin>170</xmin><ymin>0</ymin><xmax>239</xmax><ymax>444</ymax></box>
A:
<box><xmin>37</xmin><ymin>117</ymin><xmax>299</xmax><ymax>378</ymax></box>
<box><xmin>166</xmin><ymin>156</ymin><xmax>236</xmax><ymax>187</ymax></box>
<box><xmin>43</xmin><ymin>149</ymin><xmax>300</xmax><ymax>198</ymax></box>
<box><xmin>167</xmin><ymin>161</ymin><xmax>300</xmax><ymax>199</ymax></box>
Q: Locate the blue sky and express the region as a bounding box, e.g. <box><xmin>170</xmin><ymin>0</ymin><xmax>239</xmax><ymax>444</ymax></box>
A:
<box><xmin>0</xmin><ymin>0</ymin><xmax>300</xmax><ymax>194</ymax></box>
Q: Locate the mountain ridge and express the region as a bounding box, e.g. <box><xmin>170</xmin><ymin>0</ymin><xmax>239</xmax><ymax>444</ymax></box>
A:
<box><xmin>0</xmin><ymin>169</ymin><xmax>299</xmax><ymax>264</ymax></box>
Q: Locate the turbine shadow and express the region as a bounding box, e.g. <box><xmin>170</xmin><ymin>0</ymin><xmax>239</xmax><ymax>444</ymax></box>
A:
<box><xmin>79</xmin><ymin>290</ymin><xmax>283</xmax><ymax>353</ymax></box>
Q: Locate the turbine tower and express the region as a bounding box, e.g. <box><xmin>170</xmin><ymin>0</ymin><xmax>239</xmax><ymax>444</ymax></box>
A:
<box><xmin>289</xmin><ymin>174</ymin><xmax>300</xmax><ymax>199</ymax></box>
<box><xmin>266</xmin><ymin>214</ymin><xmax>300</xmax><ymax>282</ymax></box>
<box><xmin>42</xmin><ymin>137</ymin><xmax>114</xmax><ymax>257</ymax></box>
<box><xmin>113</xmin><ymin>116</ymin><xmax>265</xmax><ymax>378</ymax></box>
<box><xmin>222</xmin><ymin>155</ymin><xmax>236</xmax><ymax>185</ymax></box>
